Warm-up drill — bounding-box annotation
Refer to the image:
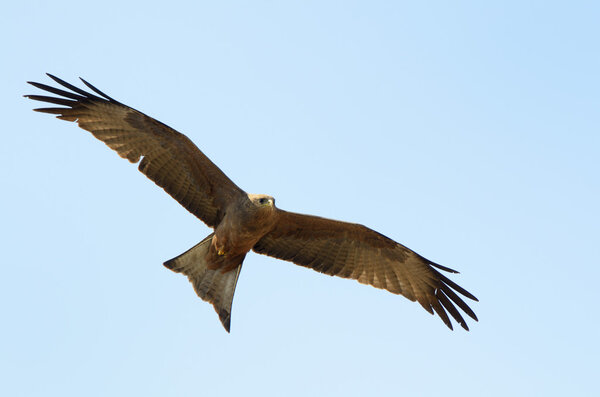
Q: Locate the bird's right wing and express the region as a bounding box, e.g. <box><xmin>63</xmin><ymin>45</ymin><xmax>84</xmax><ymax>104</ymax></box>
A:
<box><xmin>253</xmin><ymin>210</ymin><xmax>478</xmax><ymax>330</ymax></box>
<box><xmin>26</xmin><ymin>74</ymin><xmax>245</xmax><ymax>227</ymax></box>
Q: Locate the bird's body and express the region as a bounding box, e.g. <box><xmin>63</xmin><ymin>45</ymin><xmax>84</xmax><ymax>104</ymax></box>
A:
<box><xmin>26</xmin><ymin>74</ymin><xmax>478</xmax><ymax>332</ymax></box>
<box><xmin>213</xmin><ymin>194</ymin><xmax>277</xmax><ymax>258</ymax></box>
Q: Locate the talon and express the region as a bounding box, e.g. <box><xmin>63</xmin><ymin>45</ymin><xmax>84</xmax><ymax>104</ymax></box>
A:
<box><xmin>217</xmin><ymin>249</ymin><xmax>226</xmax><ymax>256</ymax></box>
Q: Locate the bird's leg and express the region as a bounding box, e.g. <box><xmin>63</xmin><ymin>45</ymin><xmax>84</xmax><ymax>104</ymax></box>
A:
<box><xmin>211</xmin><ymin>234</ymin><xmax>227</xmax><ymax>256</ymax></box>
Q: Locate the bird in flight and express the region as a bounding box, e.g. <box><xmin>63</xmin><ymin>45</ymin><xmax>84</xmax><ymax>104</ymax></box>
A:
<box><xmin>26</xmin><ymin>74</ymin><xmax>478</xmax><ymax>332</ymax></box>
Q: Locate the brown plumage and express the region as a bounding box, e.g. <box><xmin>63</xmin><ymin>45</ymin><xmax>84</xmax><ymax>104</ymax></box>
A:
<box><xmin>26</xmin><ymin>74</ymin><xmax>478</xmax><ymax>332</ymax></box>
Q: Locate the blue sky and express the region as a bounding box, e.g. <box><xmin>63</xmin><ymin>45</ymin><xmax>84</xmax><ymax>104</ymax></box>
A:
<box><xmin>2</xmin><ymin>1</ymin><xmax>599</xmax><ymax>396</ymax></box>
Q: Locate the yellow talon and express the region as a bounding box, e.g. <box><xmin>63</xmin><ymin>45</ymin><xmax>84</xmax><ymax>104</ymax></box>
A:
<box><xmin>217</xmin><ymin>249</ymin><xmax>226</xmax><ymax>256</ymax></box>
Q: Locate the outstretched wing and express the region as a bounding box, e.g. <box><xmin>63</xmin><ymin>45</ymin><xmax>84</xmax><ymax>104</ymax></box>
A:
<box><xmin>25</xmin><ymin>74</ymin><xmax>245</xmax><ymax>227</ymax></box>
<box><xmin>253</xmin><ymin>210</ymin><xmax>478</xmax><ymax>330</ymax></box>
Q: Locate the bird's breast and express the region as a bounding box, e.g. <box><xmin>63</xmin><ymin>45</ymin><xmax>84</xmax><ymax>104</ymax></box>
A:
<box><xmin>212</xmin><ymin>209</ymin><xmax>276</xmax><ymax>256</ymax></box>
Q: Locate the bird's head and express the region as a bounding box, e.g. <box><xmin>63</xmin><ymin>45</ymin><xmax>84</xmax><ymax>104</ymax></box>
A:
<box><xmin>248</xmin><ymin>193</ymin><xmax>276</xmax><ymax>208</ymax></box>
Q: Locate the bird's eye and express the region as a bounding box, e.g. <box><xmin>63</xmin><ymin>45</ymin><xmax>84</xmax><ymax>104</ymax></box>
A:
<box><xmin>259</xmin><ymin>198</ymin><xmax>266</xmax><ymax>205</ymax></box>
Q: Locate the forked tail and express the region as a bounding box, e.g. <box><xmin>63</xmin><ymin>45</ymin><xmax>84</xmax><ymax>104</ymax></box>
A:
<box><xmin>164</xmin><ymin>234</ymin><xmax>244</xmax><ymax>332</ymax></box>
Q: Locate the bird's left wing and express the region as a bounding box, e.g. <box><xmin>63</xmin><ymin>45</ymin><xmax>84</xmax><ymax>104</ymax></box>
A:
<box><xmin>253</xmin><ymin>210</ymin><xmax>478</xmax><ymax>330</ymax></box>
<box><xmin>26</xmin><ymin>74</ymin><xmax>245</xmax><ymax>227</ymax></box>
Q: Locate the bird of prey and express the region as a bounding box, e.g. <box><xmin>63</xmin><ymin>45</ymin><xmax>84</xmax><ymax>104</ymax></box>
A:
<box><xmin>26</xmin><ymin>74</ymin><xmax>478</xmax><ymax>332</ymax></box>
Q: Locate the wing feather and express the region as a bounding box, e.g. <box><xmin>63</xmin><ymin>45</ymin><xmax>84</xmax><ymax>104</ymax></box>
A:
<box><xmin>253</xmin><ymin>210</ymin><xmax>478</xmax><ymax>330</ymax></box>
<box><xmin>26</xmin><ymin>74</ymin><xmax>245</xmax><ymax>227</ymax></box>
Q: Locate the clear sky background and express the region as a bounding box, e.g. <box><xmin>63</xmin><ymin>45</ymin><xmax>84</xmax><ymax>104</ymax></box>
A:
<box><xmin>2</xmin><ymin>1</ymin><xmax>599</xmax><ymax>396</ymax></box>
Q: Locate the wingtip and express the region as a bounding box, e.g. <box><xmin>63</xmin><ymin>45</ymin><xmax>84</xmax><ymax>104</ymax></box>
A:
<box><xmin>428</xmin><ymin>259</ymin><xmax>460</xmax><ymax>274</ymax></box>
<box><xmin>45</xmin><ymin>73</ymin><xmax>58</xmax><ymax>82</ymax></box>
<box><xmin>76</xmin><ymin>76</ymin><xmax>116</xmax><ymax>101</ymax></box>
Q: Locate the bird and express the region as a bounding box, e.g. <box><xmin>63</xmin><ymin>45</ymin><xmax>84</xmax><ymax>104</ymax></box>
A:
<box><xmin>26</xmin><ymin>74</ymin><xmax>478</xmax><ymax>332</ymax></box>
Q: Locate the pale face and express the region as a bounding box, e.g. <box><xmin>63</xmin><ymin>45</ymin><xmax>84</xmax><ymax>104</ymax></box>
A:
<box><xmin>248</xmin><ymin>193</ymin><xmax>275</xmax><ymax>208</ymax></box>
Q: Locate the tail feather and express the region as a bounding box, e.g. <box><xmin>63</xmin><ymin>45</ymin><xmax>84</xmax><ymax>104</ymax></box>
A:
<box><xmin>164</xmin><ymin>234</ymin><xmax>244</xmax><ymax>332</ymax></box>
